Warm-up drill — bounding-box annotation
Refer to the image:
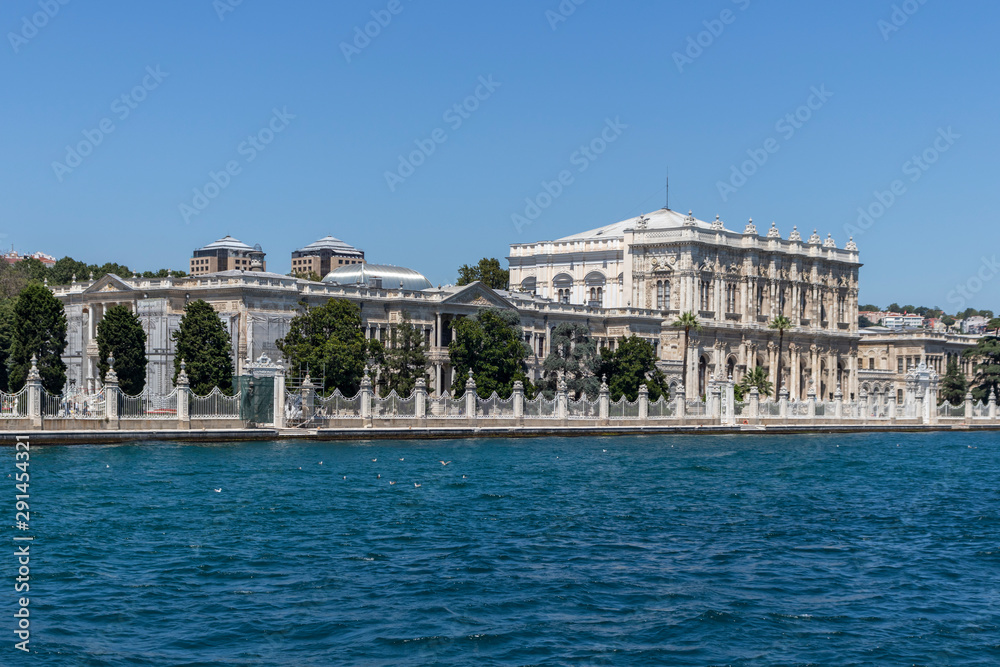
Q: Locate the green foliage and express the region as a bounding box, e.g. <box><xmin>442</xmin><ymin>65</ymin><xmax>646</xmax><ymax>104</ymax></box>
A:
<box><xmin>92</xmin><ymin>262</ymin><xmax>133</xmax><ymax>281</ymax></box>
<box><xmin>738</xmin><ymin>366</ymin><xmax>773</xmax><ymax>400</ymax></box>
<box><xmin>14</xmin><ymin>258</ymin><xmax>49</xmax><ymax>283</ymax></box>
<box><xmin>49</xmin><ymin>257</ymin><xmax>92</xmax><ymax>285</ymax></box>
<box><xmin>958</xmin><ymin>307</ymin><xmax>994</xmax><ymax>320</ymax></box>
<box><xmin>988</xmin><ymin>318</ymin><xmax>1000</xmax><ymax>332</ymax></box>
<box><xmin>595</xmin><ymin>335</ymin><xmax>669</xmax><ymax>402</ymax></box>
<box><xmin>769</xmin><ymin>315</ymin><xmax>792</xmax><ymax>396</ymax></box>
<box><xmin>292</xmin><ymin>271</ymin><xmax>323</xmax><ymax>283</ymax></box>
<box><xmin>859</xmin><ymin>304</ymin><xmax>880</xmax><ymax>312</ymax></box>
<box><xmin>858</xmin><ymin>315</ymin><xmax>875</xmax><ymax>328</ymax></box>
<box><xmin>379</xmin><ymin>313</ymin><xmax>428</xmax><ymax>397</ymax></box>
<box><xmin>448</xmin><ymin>308</ymin><xmax>530</xmax><ymax>398</ymax></box>
<box><xmin>8</xmin><ymin>282</ymin><xmax>67</xmax><ymax>393</ymax></box>
<box><xmin>671</xmin><ymin>311</ymin><xmax>702</xmax><ymax>391</ymax></box>
<box><xmin>0</xmin><ymin>262</ymin><xmax>29</xmax><ymax>299</ymax></box>
<box><xmin>941</xmin><ymin>315</ymin><xmax>956</xmax><ymax>326</ymax></box>
<box><xmin>171</xmin><ymin>300</ymin><xmax>234</xmax><ymax>395</ymax></box>
<box><xmin>456</xmin><ymin>258</ymin><xmax>510</xmax><ymax>290</ymax></box>
<box><xmin>538</xmin><ymin>322</ymin><xmax>601</xmax><ymax>399</ymax></box>
<box><xmin>0</xmin><ymin>299</ymin><xmax>15</xmax><ymax>391</ymax></box>
<box><xmin>96</xmin><ymin>305</ymin><xmax>148</xmax><ymax>395</ymax></box>
<box><xmin>939</xmin><ymin>358</ymin><xmax>969</xmax><ymax>406</ymax></box>
<box><xmin>964</xmin><ymin>336</ymin><xmax>1000</xmax><ymax>403</ymax></box>
<box><xmin>276</xmin><ymin>299</ymin><xmax>370</xmax><ymax>396</ymax></box>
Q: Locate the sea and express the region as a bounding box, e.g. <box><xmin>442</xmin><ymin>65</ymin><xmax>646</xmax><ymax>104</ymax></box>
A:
<box><xmin>7</xmin><ymin>432</ymin><xmax>999</xmax><ymax>666</ymax></box>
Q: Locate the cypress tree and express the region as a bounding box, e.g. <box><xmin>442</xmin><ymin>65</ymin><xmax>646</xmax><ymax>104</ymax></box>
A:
<box><xmin>8</xmin><ymin>282</ymin><xmax>67</xmax><ymax>393</ymax></box>
<box><xmin>97</xmin><ymin>305</ymin><xmax>148</xmax><ymax>395</ymax></box>
<box><xmin>171</xmin><ymin>300</ymin><xmax>234</xmax><ymax>395</ymax></box>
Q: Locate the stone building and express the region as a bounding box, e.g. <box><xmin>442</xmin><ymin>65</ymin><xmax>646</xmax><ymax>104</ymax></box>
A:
<box><xmin>189</xmin><ymin>236</ymin><xmax>266</xmax><ymax>276</ymax></box>
<box><xmin>53</xmin><ymin>266</ymin><xmax>664</xmax><ymax>397</ymax></box>
<box><xmin>290</xmin><ymin>236</ymin><xmax>365</xmax><ymax>278</ymax></box>
<box><xmin>510</xmin><ymin>207</ymin><xmax>863</xmax><ymax>399</ymax></box>
<box><xmin>857</xmin><ymin>328</ymin><xmax>979</xmax><ymax>404</ymax></box>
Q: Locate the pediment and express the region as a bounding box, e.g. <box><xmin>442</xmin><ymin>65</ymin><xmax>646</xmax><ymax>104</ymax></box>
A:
<box><xmin>82</xmin><ymin>274</ymin><xmax>136</xmax><ymax>295</ymax></box>
<box><xmin>441</xmin><ymin>282</ymin><xmax>515</xmax><ymax>310</ymax></box>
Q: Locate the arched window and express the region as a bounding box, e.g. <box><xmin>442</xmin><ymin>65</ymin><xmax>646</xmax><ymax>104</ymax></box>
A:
<box><xmin>656</xmin><ymin>280</ymin><xmax>670</xmax><ymax>310</ymax></box>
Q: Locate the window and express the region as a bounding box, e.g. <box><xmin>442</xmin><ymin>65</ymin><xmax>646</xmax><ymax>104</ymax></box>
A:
<box><xmin>700</xmin><ymin>280</ymin><xmax>711</xmax><ymax>311</ymax></box>
<box><xmin>868</xmin><ymin>358</ymin><xmax>875</xmax><ymax>370</ymax></box>
<box><xmin>800</xmin><ymin>291</ymin><xmax>807</xmax><ymax>318</ymax></box>
<box><xmin>779</xmin><ymin>287</ymin><xmax>786</xmax><ymax>315</ymax></box>
<box><xmin>897</xmin><ymin>358</ymin><xmax>904</xmax><ymax>373</ymax></box>
<box><xmin>757</xmin><ymin>286</ymin><xmax>764</xmax><ymax>316</ymax></box>
<box><xmin>725</xmin><ymin>283</ymin><xmax>736</xmax><ymax>313</ymax></box>
<box><xmin>656</xmin><ymin>280</ymin><xmax>670</xmax><ymax>310</ymax></box>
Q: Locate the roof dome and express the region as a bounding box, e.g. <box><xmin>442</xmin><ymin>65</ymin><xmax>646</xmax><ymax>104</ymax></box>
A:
<box><xmin>296</xmin><ymin>236</ymin><xmax>363</xmax><ymax>255</ymax></box>
<box><xmin>199</xmin><ymin>235</ymin><xmax>255</xmax><ymax>252</ymax></box>
<box><xmin>322</xmin><ymin>263</ymin><xmax>432</xmax><ymax>291</ymax></box>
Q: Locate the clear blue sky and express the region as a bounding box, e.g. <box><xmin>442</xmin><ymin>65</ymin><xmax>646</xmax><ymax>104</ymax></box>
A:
<box><xmin>2</xmin><ymin>0</ymin><xmax>997</xmax><ymax>312</ymax></box>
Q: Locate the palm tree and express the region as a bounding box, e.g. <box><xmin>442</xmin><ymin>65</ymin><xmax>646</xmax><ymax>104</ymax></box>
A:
<box><xmin>739</xmin><ymin>365</ymin><xmax>773</xmax><ymax>399</ymax></box>
<box><xmin>768</xmin><ymin>315</ymin><xmax>792</xmax><ymax>397</ymax></box>
<box><xmin>671</xmin><ymin>311</ymin><xmax>702</xmax><ymax>392</ymax></box>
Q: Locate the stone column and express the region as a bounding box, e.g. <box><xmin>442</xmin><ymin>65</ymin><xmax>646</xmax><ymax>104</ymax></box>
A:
<box><xmin>749</xmin><ymin>386</ymin><xmax>759</xmax><ymax>420</ymax></box>
<box><xmin>914</xmin><ymin>389</ymin><xmax>924</xmax><ymax>424</ymax></box>
<box><xmin>834</xmin><ymin>384</ymin><xmax>844</xmax><ymax>420</ymax></box>
<box><xmin>556</xmin><ymin>377</ymin><xmax>568</xmax><ymax>420</ymax></box>
<box><xmin>708</xmin><ymin>381</ymin><xmax>721</xmax><ymax>419</ymax></box>
<box><xmin>512</xmin><ymin>380</ymin><xmax>524</xmax><ymax>419</ymax></box>
<box><xmin>273</xmin><ymin>369</ymin><xmax>286</xmax><ymax>429</ymax></box>
<box><xmin>964</xmin><ymin>390</ymin><xmax>974</xmax><ymax>421</ymax></box>
<box><xmin>176</xmin><ymin>361</ymin><xmax>190</xmax><ymax>430</ymax></box>
<box><xmin>301</xmin><ymin>373</ymin><xmax>316</xmax><ymax>421</ymax></box>
<box><xmin>638</xmin><ymin>383</ymin><xmax>648</xmax><ymax>421</ymax></box>
<box><xmin>859</xmin><ymin>389</ymin><xmax>869</xmax><ymax>423</ymax></box>
<box><xmin>599</xmin><ymin>376</ymin><xmax>610</xmax><ymax>420</ymax></box>
<box><xmin>887</xmin><ymin>392</ymin><xmax>897</xmax><ymax>424</ymax></box>
<box><xmin>464</xmin><ymin>371</ymin><xmax>477</xmax><ymax>418</ymax></box>
<box><xmin>414</xmin><ymin>377</ymin><xmax>427</xmax><ymax>418</ymax></box>
<box><xmin>675</xmin><ymin>383</ymin><xmax>686</xmax><ymax>420</ymax></box>
<box><xmin>105</xmin><ymin>357</ymin><xmax>120</xmax><ymax>428</ymax></box>
<box><xmin>26</xmin><ymin>355</ymin><xmax>42</xmax><ymax>429</ymax></box>
<box><xmin>989</xmin><ymin>390</ymin><xmax>997</xmax><ymax>420</ymax></box>
<box><xmin>779</xmin><ymin>386</ymin><xmax>789</xmax><ymax>419</ymax></box>
<box><xmin>360</xmin><ymin>367</ymin><xmax>372</xmax><ymax>420</ymax></box>
<box><xmin>806</xmin><ymin>382</ymin><xmax>816</xmax><ymax>419</ymax></box>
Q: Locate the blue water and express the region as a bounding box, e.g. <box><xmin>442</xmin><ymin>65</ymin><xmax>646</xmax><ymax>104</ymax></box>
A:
<box><xmin>8</xmin><ymin>432</ymin><xmax>1000</xmax><ymax>665</ymax></box>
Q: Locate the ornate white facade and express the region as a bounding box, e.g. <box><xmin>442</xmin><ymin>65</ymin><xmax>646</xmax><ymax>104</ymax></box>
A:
<box><xmin>510</xmin><ymin>208</ymin><xmax>863</xmax><ymax>399</ymax></box>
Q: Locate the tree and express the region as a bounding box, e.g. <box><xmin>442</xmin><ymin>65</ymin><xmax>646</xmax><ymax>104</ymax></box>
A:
<box><xmin>988</xmin><ymin>318</ymin><xmax>1000</xmax><ymax>336</ymax></box>
<box><xmin>91</xmin><ymin>262</ymin><xmax>133</xmax><ymax>281</ymax></box>
<box><xmin>964</xmin><ymin>336</ymin><xmax>1000</xmax><ymax>403</ymax></box>
<box><xmin>456</xmin><ymin>258</ymin><xmax>509</xmax><ymax>290</ymax></box>
<box><xmin>887</xmin><ymin>303</ymin><xmax>901</xmax><ymax>312</ymax></box>
<box><xmin>12</xmin><ymin>258</ymin><xmax>49</xmax><ymax>283</ymax></box>
<box><xmin>0</xmin><ymin>262</ymin><xmax>29</xmax><ymax>299</ymax></box>
<box><xmin>859</xmin><ymin>304</ymin><xmax>880</xmax><ymax>312</ymax></box>
<box><xmin>939</xmin><ymin>358</ymin><xmax>969</xmax><ymax>406</ymax></box>
<box><xmin>671</xmin><ymin>311</ymin><xmax>702</xmax><ymax>392</ymax></box>
<box><xmin>595</xmin><ymin>335</ymin><xmax>670</xmax><ymax>402</ymax></box>
<box><xmin>276</xmin><ymin>299</ymin><xmax>370</xmax><ymax>396</ymax></box>
<box><xmin>171</xmin><ymin>300</ymin><xmax>234</xmax><ymax>395</ymax></box>
<box><xmin>448</xmin><ymin>308</ymin><xmax>530</xmax><ymax>398</ymax></box>
<box><xmin>96</xmin><ymin>305</ymin><xmax>148</xmax><ymax>395</ymax></box>
<box><xmin>538</xmin><ymin>322</ymin><xmax>601</xmax><ymax>399</ymax></box>
<box><xmin>0</xmin><ymin>299</ymin><xmax>15</xmax><ymax>391</ymax></box>
<box><xmin>8</xmin><ymin>282</ymin><xmax>67</xmax><ymax>393</ymax></box>
<box><xmin>380</xmin><ymin>313</ymin><xmax>428</xmax><ymax>397</ymax></box>
<box><xmin>49</xmin><ymin>257</ymin><xmax>92</xmax><ymax>285</ymax></box>
<box><xmin>769</xmin><ymin>315</ymin><xmax>792</xmax><ymax>397</ymax></box>
<box><xmin>858</xmin><ymin>315</ymin><xmax>875</xmax><ymax>328</ymax></box>
<box><xmin>737</xmin><ymin>365</ymin><xmax>773</xmax><ymax>401</ymax></box>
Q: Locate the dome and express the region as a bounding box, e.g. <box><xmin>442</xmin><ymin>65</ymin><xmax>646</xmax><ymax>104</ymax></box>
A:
<box><xmin>322</xmin><ymin>263</ymin><xmax>432</xmax><ymax>291</ymax></box>
<box><xmin>198</xmin><ymin>235</ymin><xmax>255</xmax><ymax>252</ymax></box>
<box><xmin>295</xmin><ymin>236</ymin><xmax>363</xmax><ymax>255</ymax></box>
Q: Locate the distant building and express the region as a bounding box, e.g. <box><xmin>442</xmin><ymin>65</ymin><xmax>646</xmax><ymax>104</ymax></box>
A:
<box><xmin>190</xmin><ymin>236</ymin><xmax>266</xmax><ymax>276</ymax></box>
<box><xmin>2</xmin><ymin>248</ymin><xmax>56</xmax><ymax>268</ymax></box>
<box><xmin>880</xmin><ymin>313</ymin><xmax>924</xmax><ymax>329</ymax></box>
<box><xmin>962</xmin><ymin>316</ymin><xmax>988</xmax><ymax>334</ymax></box>
<box><xmin>290</xmin><ymin>236</ymin><xmax>364</xmax><ymax>278</ymax></box>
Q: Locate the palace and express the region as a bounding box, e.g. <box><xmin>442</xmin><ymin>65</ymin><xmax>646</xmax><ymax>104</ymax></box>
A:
<box><xmin>510</xmin><ymin>207</ymin><xmax>862</xmax><ymax>399</ymax></box>
<box><xmin>53</xmin><ymin>210</ymin><xmax>980</xmax><ymax>405</ymax></box>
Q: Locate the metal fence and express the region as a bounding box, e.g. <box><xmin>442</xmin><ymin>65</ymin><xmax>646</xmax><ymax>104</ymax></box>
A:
<box><xmin>567</xmin><ymin>397</ymin><xmax>600</xmax><ymax>419</ymax></box>
<box><xmin>937</xmin><ymin>402</ymin><xmax>965</xmax><ymax>418</ymax></box>
<box><xmin>372</xmin><ymin>391</ymin><xmax>417</xmax><ymax>418</ymax></box>
<box><xmin>120</xmin><ymin>391</ymin><xmax>178</xmax><ymax>420</ymax></box>
<box><xmin>609</xmin><ymin>397</ymin><xmax>640</xmax><ymax>420</ymax></box>
<box><xmin>478</xmin><ymin>393</ymin><xmax>514</xmax><ymax>418</ymax></box>
<box><xmin>316</xmin><ymin>390</ymin><xmax>362</xmax><ymax>418</ymax></box>
<box><xmin>190</xmin><ymin>388</ymin><xmax>241</xmax><ymax>419</ymax></box>
<box><xmin>0</xmin><ymin>388</ymin><xmax>29</xmax><ymax>418</ymax></box>
<box><xmin>428</xmin><ymin>393</ymin><xmax>466</xmax><ymax>417</ymax></box>
<box><xmin>523</xmin><ymin>396</ymin><xmax>557</xmax><ymax>418</ymax></box>
<box><xmin>648</xmin><ymin>397</ymin><xmax>676</xmax><ymax>419</ymax></box>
